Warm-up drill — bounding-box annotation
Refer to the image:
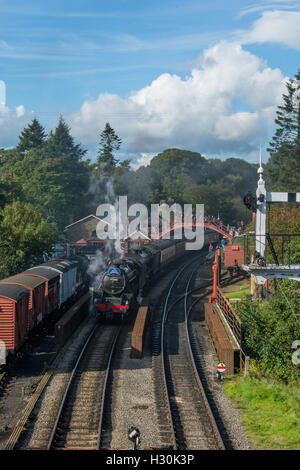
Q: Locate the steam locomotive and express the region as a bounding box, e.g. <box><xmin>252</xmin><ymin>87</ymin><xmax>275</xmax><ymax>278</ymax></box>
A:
<box><xmin>93</xmin><ymin>231</ymin><xmax>220</xmax><ymax>321</ymax></box>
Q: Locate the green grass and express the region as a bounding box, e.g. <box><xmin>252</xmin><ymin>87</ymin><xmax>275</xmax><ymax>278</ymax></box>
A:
<box><xmin>225</xmin><ymin>282</ymin><xmax>250</xmax><ymax>300</ymax></box>
<box><xmin>230</xmin><ymin>236</ymin><xmax>244</xmax><ymax>244</ymax></box>
<box><xmin>224</xmin><ymin>375</ymin><xmax>300</xmax><ymax>449</ymax></box>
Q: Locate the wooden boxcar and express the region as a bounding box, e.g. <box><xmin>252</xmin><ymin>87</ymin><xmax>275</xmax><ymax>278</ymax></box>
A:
<box><xmin>0</xmin><ymin>275</ymin><xmax>46</xmax><ymax>329</ymax></box>
<box><xmin>23</xmin><ymin>267</ymin><xmax>60</xmax><ymax>316</ymax></box>
<box><xmin>0</xmin><ymin>284</ymin><xmax>29</xmax><ymax>364</ymax></box>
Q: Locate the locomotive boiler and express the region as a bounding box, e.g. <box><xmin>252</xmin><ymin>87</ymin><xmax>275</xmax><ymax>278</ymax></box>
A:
<box><xmin>93</xmin><ymin>231</ymin><xmax>220</xmax><ymax>321</ymax></box>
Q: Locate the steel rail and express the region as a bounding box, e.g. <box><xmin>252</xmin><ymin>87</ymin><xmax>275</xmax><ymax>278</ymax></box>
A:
<box><xmin>184</xmin><ymin>270</ymin><xmax>226</xmax><ymax>450</ymax></box>
<box><xmin>46</xmin><ymin>325</ymin><xmax>98</xmax><ymax>450</ymax></box>
<box><xmin>97</xmin><ymin>326</ymin><xmax>121</xmax><ymax>449</ymax></box>
<box><xmin>160</xmin><ymin>254</ymin><xmax>205</xmax><ymax>450</ymax></box>
<box><xmin>5</xmin><ymin>370</ymin><xmax>53</xmax><ymax>450</ymax></box>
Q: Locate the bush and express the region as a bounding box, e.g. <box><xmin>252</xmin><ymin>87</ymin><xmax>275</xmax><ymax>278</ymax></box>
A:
<box><xmin>237</xmin><ymin>280</ymin><xmax>300</xmax><ymax>384</ymax></box>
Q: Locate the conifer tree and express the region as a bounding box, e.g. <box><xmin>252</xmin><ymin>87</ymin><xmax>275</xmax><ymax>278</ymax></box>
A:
<box><xmin>47</xmin><ymin>116</ymin><xmax>86</xmax><ymax>160</ymax></box>
<box><xmin>266</xmin><ymin>69</ymin><xmax>300</xmax><ymax>191</ymax></box>
<box><xmin>17</xmin><ymin>118</ymin><xmax>47</xmax><ymax>153</ymax></box>
<box><xmin>96</xmin><ymin>123</ymin><xmax>122</xmax><ymax>176</ymax></box>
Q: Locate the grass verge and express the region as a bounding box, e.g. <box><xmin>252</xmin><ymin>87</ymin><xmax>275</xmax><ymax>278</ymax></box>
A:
<box><xmin>225</xmin><ymin>282</ymin><xmax>250</xmax><ymax>300</ymax></box>
<box><xmin>223</xmin><ymin>375</ymin><xmax>300</xmax><ymax>449</ymax></box>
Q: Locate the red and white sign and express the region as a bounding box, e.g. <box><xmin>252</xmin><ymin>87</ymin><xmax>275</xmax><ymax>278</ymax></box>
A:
<box><xmin>217</xmin><ymin>363</ymin><xmax>226</xmax><ymax>372</ymax></box>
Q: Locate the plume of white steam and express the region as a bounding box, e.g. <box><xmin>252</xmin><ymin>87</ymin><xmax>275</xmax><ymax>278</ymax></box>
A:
<box><xmin>87</xmin><ymin>175</ymin><xmax>124</xmax><ymax>289</ymax></box>
<box><xmin>87</xmin><ymin>249</ymin><xmax>106</xmax><ymax>289</ymax></box>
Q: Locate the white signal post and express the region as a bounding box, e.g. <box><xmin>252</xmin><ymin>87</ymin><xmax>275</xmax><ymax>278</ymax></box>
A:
<box><xmin>255</xmin><ymin>148</ymin><xmax>300</xmax><ymax>260</ymax></box>
<box><xmin>243</xmin><ymin>148</ymin><xmax>300</xmax><ymax>284</ymax></box>
<box><xmin>255</xmin><ymin>147</ymin><xmax>267</xmax><ymax>258</ymax></box>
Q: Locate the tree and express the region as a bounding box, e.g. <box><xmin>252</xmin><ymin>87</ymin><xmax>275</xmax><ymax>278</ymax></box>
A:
<box><xmin>183</xmin><ymin>184</ymin><xmax>236</xmax><ymax>223</ymax></box>
<box><xmin>135</xmin><ymin>148</ymin><xmax>256</xmax><ymax>223</ymax></box>
<box><xmin>266</xmin><ymin>69</ymin><xmax>300</xmax><ymax>191</ymax></box>
<box><xmin>17</xmin><ymin>118</ymin><xmax>47</xmax><ymax>153</ymax></box>
<box><xmin>268</xmin><ymin>70</ymin><xmax>300</xmax><ymax>153</ymax></box>
<box><xmin>47</xmin><ymin>116</ymin><xmax>86</xmax><ymax>161</ymax></box>
<box><xmin>13</xmin><ymin>117</ymin><xmax>91</xmax><ymax>232</ymax></box>
<box><xmin>0</xmin><ymin>201</ymin><xmax>54</xmax><ymax>277</ymax></box>
<box><xmin>0</xmin><ymin>174</ymin><xmax>22</xmax><ymax>209</ymax></box>
<box><xmin>237</xmin><ymin>280</ymin><xmax>300</xmax><ymax>384</ymax></box>
<box><xmin>96</xmin><ymin>123</ymin><xmax>122</xmax><ymax>176</ymax></box>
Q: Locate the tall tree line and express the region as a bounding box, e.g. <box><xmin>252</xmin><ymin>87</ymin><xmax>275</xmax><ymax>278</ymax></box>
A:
<box><xmin>266</xmin><ymin>68</ymin><xmax>300</xmax><ymax>191</ymax></box>
<box><xmin>1</xmin><ymin>65</ymin><xmax>299</xmax><ymax>277</ymax></box>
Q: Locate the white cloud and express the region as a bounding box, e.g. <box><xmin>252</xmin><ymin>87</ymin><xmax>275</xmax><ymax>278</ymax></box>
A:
<box><xmin>15</xmin><ymin>105</ymin><xmax>25</xmax><ymax>118</ymax></box>
<box><xmin>0</xmin><ymin>104</ymin><xmax>33</xmax><ymax>147</ymax></box>
<box><xmin>237</xmin><ymin>1</ymin><xmax>300</xmax><ymax>18</ymax></box>
<box><xmin>69</xmin><ymin>41</ymin><xmax>286</xmax><ymax>156</ymax></box>
<box><xmin>238</xmin><ymin>10</ymin><xmax>300</xmax><ymax>49</ymax></box>
<box><xmin>131</xmin><ymin>153</ymin><xmax>155</xmax><ymax>170</ymax></box>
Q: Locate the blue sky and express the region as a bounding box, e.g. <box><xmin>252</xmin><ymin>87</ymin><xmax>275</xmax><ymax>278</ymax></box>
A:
<box><xmin>1</xmin><ymin>0</ymin><xmax>300</xmax><ymax>166</ymax></box>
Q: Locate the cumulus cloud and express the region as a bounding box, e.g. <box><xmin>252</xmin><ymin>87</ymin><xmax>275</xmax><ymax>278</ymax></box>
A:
<box><xmin>238</xmin><ymin>10</ymin><xmax>300</xmax><ymax>50</ymax></box>
<box><xmin>69</xmin><ymin>41</ymin><xmax>286</xmax><ymax>157</ymax></box>
<box><xmin>0</xmin><ymin>104</ymin><xmax>33</xmax><ymax>148</ymax></box>
<box><xmin>131</xmin><ymin>153</ymin><xmax>155</xmax><ymax>170</ymax></box>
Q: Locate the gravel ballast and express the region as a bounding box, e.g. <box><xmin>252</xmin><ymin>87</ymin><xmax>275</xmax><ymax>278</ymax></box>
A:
<box><xmin>5</xmin><ymin>256</ymin><xmax>254</xmax><ymax>451</ymax></box>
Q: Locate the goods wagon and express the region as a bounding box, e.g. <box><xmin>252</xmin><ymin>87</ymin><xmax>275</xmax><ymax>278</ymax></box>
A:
<box><xmin>0</xmin><ymin>255</ymin><xmax>90</xmax><ymax>365</ymax></box>
<box><xmin>23</xmin><ymin>267</ymin><xmax>60</xmax><ymax>316</ymax></box>
<box><xmin>0</xmin><ymin>275</ymin><xmax>46</xmax><ymax>329</ymax></box>
<box><xmin>40</xmin><ymin>259</ymin><xmax>78</xmax><ymax>306</ymax></box>
<box><xmin>0</xmin><ymin>284</ymin><xmax>29</xmax><ymax>363</ymax></box>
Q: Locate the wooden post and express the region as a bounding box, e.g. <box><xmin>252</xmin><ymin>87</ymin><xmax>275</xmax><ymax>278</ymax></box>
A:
<box><xmin>209</xmin><ymin>249</ymin><xmax>220</xmax><ymax>303</ymax></box>
<box><xmin>250</xmin><ymin>274</ymin><xmax>255</xmax><ymax>296</ymax></box>
<box><xmin>244</xmin><ymin>356</ymin><xmax>250</xmax><ymax>376</ymax></box>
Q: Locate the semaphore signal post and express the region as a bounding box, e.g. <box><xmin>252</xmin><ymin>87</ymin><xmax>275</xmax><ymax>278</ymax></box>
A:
<box><xmin>242</xmin><ymin>149</ymin><xmax>300</xmax><ymax>285</ymax></box>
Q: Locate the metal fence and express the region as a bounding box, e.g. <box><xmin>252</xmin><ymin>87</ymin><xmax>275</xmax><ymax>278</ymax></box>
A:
<box><xmin>216</xmin><ymin>287</ymin><xmax>250</xmax><ymax>375</ymax></box>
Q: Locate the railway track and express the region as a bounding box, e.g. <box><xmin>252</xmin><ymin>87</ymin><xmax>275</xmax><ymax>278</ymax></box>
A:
<box><xmin>153</xmin><ymin>254</ymin><xmax>225</xmax><ymax>450</ymax></box>
<box><xmin>46</xmin><ymin>324</ymin><xmax>120</xmax><ymax>450</ymax></box>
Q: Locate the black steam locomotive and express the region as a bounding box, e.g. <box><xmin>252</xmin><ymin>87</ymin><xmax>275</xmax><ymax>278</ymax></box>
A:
<box><xmin>93</xmin><ymin>231</ymin><xmax>220</xmax><ymax>321</ymax></box>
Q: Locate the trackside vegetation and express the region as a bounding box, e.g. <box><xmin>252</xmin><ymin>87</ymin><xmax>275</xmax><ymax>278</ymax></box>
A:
<box><xmin>224</xmin><ymin>376</ymin><xmax>300</xmax><ymax>450</ymax></box>
<box><xmin>0</xmin><ymin>118</ymin><xmax>259</xmax><ymax>277</ymax></box>
<box><xmin>223</xmin><ymin>67</ymin><xmax>300</xmax><ymax>450</ymax></box>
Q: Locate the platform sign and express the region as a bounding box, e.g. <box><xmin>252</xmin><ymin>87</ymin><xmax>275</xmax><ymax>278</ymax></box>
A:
<box><xmin>217</xmin><ymin>362</ymin><xmax>226</xmax><ymax>373</ymax></box>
